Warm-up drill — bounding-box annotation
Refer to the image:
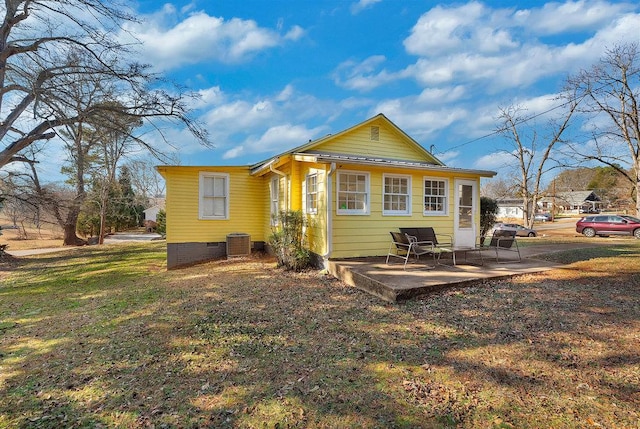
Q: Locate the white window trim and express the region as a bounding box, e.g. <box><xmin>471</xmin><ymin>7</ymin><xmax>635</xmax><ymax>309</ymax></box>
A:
<box><xmin>382</xmin><ymin>173</ymin><xmax>412</xmax><ymax>216</ymax></box>
<box><xmin>305</xmin><ymin>173</ymin><xmax>318</xmax><ymax>215</ymax></box>
<box><xmin>336</xmin><ymin>170</ymin><xmax>370</xmax><ymax>215</ymax></box>
<box><xmin>199</xmin><ymin>172</ymin><xmax>229</xmax><ymax>220</ymax></box>
<box><xmin>423</xmin><ymin>176</ymin><xmax>449</xmax><ymax>216</ymax></box>
<box><xmin>270</xmin><ymin>177</ymin><xmax>280</xmax><ymax>224</ymax></box>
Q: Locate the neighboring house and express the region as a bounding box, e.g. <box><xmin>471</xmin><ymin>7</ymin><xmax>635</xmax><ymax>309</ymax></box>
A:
<box><xmin>143</xmin><ymin>199</ymin><xmax>165</xmax><ymax>223</ymax></box>
<box><xmin>539</xmin><ymin>190</ymin><xmax>602</xmax><ymax>214</ymax></box>
<box><xmin>158</xmin><ymin>114</ymin><xmax>496</xmax><ymax>269</ymax></box>
<box><xmin>496</xmin><ymin>198</ymin><xmax>526</xmax><ymax>219</ymax></box>
<box><xmin>143</xmin><ymin>205</ymin><xmax>162</xmax><ymax>223</ymax></box>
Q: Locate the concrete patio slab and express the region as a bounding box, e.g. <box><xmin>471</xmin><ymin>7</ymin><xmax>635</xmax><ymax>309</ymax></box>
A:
<box><xmin>327</xmin><ymin>242</ymin><xmax>606</xmax><ymax>302</ymax></box>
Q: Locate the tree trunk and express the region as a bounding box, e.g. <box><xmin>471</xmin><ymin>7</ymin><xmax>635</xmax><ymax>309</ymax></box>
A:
<box><xmin>99</xmin><ymin>203</ymin><xmax>106</xmax><ymax>245</ymax></box>
<box><xmin>63</xmin><ymin>223</ymin><xmax>87</xmax><ymax>246</ymax></box>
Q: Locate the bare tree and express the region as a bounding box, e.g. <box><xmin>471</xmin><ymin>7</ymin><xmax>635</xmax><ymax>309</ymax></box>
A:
<box><xmin>0</xmin><ymin>0</ymin><xmax>208</xmax><ymax>169</ymax></box>
<box><xmin>495</xmin><ymin>100</ymin><xmax>578</xmax><ymax>227</ymax></box>
<box><xmin>565</xmin><ymin>43</ymin><xmax>640</xmax><ymax>216</ymax></box>
<box><xmin>87</xmin><ymin>103</ymin><xmax>142</xmax><ymax>244</ymax></box>
<box><xmin>481</xmin><ymin>176</ymin><xmax>518</xmax><ymax>200</ymax></box>
<box><xmin>125</xmin><ymin>157</ymin><xmax>172</xmax><ymax>201</ymax></box>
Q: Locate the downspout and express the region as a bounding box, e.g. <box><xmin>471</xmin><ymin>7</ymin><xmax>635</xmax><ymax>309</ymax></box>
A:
<box><xmin>322</xmin><ymin>163</ymin><xmax>337</xmax><ymax>267</ymax></box>
<box><xmin>270</xmin><ymin>164</ymin><xmax>288</xmax><ymax>210</ymax></box>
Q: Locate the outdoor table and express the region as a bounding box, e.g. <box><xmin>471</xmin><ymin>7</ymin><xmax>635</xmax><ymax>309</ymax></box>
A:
<box><xmin>437</xmin><ymin>245</ymin><xmax>484</xmax><ymax>266</ymax></box>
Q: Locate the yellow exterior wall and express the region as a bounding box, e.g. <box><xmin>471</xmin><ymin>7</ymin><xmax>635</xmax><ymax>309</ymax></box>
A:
<box><xmin>159</xmin><ymin>116</ymin><xmax>490</xmax><ymax>263</ymax></box>
<box><xmin>313</xmin><ymin>117</ymin><xmax>427</xmax><ymax>162</ymax></box>
<box><xmin>328</xmin><ymin>164</ymin><xmax>481</xmax><ymax>259</ymax></box>
<box><xmin>161</xmin><ymin>166</ymin><xmax>265</xmax><ymax>244</ymax></box>
<box><xmin>299</xmin><ymin>163</ymin><xmax>328</xmax><ymax>257</ymax></box>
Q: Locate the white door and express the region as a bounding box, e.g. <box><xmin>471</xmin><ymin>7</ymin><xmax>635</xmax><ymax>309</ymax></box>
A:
<box><xmin>454</xmin><ymin>179</ymin><xmax>477</xmax><ymax>247</ymax></box>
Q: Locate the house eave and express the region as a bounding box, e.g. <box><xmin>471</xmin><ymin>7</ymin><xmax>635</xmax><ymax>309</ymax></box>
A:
<box><xmin>293</xmin><ymin>152</ymin><xmax>497</xmax><ymax>177</ymax></box>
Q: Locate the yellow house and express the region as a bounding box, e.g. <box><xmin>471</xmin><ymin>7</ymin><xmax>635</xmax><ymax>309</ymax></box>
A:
<box><xmin>158</xmin><ymin>114</ymin><xmax>496</xmax><ymax>269</ymax></box>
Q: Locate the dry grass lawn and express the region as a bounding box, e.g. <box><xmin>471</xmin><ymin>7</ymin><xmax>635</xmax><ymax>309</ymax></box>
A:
<box><xmin>0</xmin><ymin>218</ymin><xmax>64</xmax><ymax>251</ymax></box>
<box><xmin>1</xmin><ymin>240</ymin><xmax>639</xmax><ymax>428</ymax></box>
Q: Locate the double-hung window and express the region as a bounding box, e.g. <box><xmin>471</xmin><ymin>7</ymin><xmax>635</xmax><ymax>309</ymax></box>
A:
<box><xmin>305</xmin><ymin>173</ymin><xmax>318</xmax><ymax>214</ymax></box>
<box><xmin>199</xmin><ymin>172</ymin><xmax>229</xmax><ymax>220</ymax></box>
<box><xmin>270</xmin><ymin>177</ymin><xmax>280</xmax><ymax>224</ymax></box>
<box><xmin>423</xmin><ymin>177</ymin><xmax>448</xmax><ymax>215</ymax></box>
<box><xmin>337</xmin><ymin>171</ymin><xmax>369</xmax><ymax>215</ymax></box>
<box><xmin>383</xmin><ymin>174</ymin><xmax>411</xmax><ymax>215</ymax></box>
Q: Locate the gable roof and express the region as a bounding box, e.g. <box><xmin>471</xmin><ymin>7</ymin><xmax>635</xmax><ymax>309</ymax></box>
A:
<box><xmin>252</xmin><ymin>114</ymin><xmax>441</xmax><ymax>169</ymax></box>
<box><xmin>251</xmin><ymin>113</ymin><xmax>495</xmax><ymax>177</ymax></box>
<box><xmin>540</xmin><ymin>190</ymin><xmax>601</xmax><ymax>205</ymax></box>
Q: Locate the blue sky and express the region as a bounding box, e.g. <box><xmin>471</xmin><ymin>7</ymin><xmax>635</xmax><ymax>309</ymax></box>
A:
<box><xmin>112</xmin><ymin>1</ymin><xmax>639</xmax><ymax>175</ymax></box>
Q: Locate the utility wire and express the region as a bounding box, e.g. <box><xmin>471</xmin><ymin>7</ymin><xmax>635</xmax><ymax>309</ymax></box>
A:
<box><xmin>442</xmin><ymin>96</ymin><xmax>578</xmax><ymax>153</ymax></box>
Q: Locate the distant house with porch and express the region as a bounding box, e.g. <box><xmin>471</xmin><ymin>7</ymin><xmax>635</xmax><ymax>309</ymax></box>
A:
<box><xmin>538</xmin><ymin>190</ymin><xmax>601</xmax><ymax>214</ymax></box>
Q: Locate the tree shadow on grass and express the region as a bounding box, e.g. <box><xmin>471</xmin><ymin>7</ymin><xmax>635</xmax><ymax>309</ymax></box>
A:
<box><xmin>1</xmin><ymin>244</ymin><xmax>639</xmax><ymax>428</ymax></box>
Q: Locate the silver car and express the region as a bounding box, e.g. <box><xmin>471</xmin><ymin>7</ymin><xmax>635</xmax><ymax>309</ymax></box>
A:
<box><xmin>493</xmin><ymin>223</ymin><xmax>537</xmax><ymax>237</ymax></box>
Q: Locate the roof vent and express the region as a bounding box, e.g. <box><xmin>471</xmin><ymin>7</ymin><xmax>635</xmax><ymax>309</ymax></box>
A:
<box><xmin>226</xmin><ymin>233</ymin><xmax>251</xmax><ymax>258</ymax></box>
<box><xmin>370</xmin><ymin>126</ymin><xmax>379</xmax><ymax>141</ymax></box>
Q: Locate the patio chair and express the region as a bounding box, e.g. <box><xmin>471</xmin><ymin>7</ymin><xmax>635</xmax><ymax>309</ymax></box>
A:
<box><xmin>400</xmin><ymin>227</ymin><xmax>454</xmax><ymax>264</ymax></box>
<box><xmin>386</xmin><ymin>231</ymin><xmax>439</xmax><ymax>269</ymax></box>
<box><xmin>482</xmin><ymin>229</ymin><xmax>521</xmax><ymax>263</ymax></box>
<box><xmin>399</xmin><ymin>227</ymin><xmax>453</xmax><ymax>247</ymax></box>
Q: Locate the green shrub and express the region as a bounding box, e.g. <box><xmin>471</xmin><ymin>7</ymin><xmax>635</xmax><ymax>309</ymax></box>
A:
<box><xmin>480</xmin><ymin>196</ymin><xmax>499</xmax><ymax>244</ymax></box>
<box><xmin>268</xmin><ymin>210</ymin><xmax>311</xmax><ymax>271</ymax></box>
<box><xmin>156</xmin><ymin>210</ymin><xmax>166</xmax><ymax>235</ymax></box>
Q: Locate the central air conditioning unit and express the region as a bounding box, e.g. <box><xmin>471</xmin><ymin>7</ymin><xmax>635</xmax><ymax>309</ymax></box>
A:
<box><xmin>226</xmin><ymin>233</ymin><xmax>251</xmax><ymax>258</ymax></box>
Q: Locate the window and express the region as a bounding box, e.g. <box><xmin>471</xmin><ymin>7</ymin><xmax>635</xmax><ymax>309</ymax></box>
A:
<box><xmin>423</xmin><ymin>177</ymin><xmax>448</xmax><ymax>215</ymax></box>
<box><xmin>383</xmin><ymin>174</ymin><xmax>411</xmax><ymax>215</ymax></box>
<box><xmin>337</xmin><ymin>171</ymin><xmax>369</xmax><ymax>215</ymax></box>
<box><xmin>270</xmin><ymin>177</ymin><xmax>280</xmax><ymax>223</ymax></box>
<box><xmin>199</xmin><ymin>172</ymin><xmax>229</xmax><ymax>220</ymax></box>
<box><xmin>305</xmin><ymin>173</ymin><xmax>318</xmax><ymax>214</ymax></box>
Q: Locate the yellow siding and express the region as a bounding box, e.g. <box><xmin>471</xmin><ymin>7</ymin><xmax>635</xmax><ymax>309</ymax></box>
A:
<box><xmin>329</xmin><ymin>165</ymin><xmax>480</xmax><ymax>259</ymax></box>
<box><xmin>162</xmin><ymin>166</ymin><xmax>265</xmax><ymax>244</ymax></box>
<box><xmin>299</xmin><ymin>163</ymin><xmax>328</xmax><ymax>256</ymax></box>
<box><xmin>312</xmin><ymin>117</ymin><xmax>427</xmax><ymax>161</ymax></box>
<box><xmin>160</xmin><ymin>116</ymin><xmax>489</xmax><ymax>261</ymax></box>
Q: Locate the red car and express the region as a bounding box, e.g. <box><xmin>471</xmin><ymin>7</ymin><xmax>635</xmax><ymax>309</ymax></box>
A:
<box><xmin>576</xmin><ymin>214</ymin><xmax>640</xmax><ymax>238</ymax></box>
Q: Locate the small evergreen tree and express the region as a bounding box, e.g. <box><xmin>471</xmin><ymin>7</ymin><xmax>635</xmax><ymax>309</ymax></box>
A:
<box><xmin>156</xmin><ymin>210</ymin><xmax>166</xmax><ymax>236</ymax></box>
<box><xmin>480</xmin><ymin>196</ymin><xmax>499</xmax><ymax>245</ymax></box>
<box><xmin>268</xmin><ymin>210</ymin><xmax>311</xmax><ymax>271</ymax></box>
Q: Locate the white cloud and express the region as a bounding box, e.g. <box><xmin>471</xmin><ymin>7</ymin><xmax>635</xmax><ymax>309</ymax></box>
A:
<box><xmin>404</xmin><ymin>2</ymin><xmax>517</xmax><ymax>57</ymax></box>
<box><xmin>400</xmin><ymin>1</ymin><xmax>640</xmax><ymax>92</ymax></box>
<box><xmin>223</xmin><ymin>123</ymin><xmax>325</xmax><ymax>159</ymax></box>
<box><xmin>515</xmin><ymin>0</ymin><xmax>637</xmax><ymax>34</ymax></box>
<box><xmin>284</xmin><ymin>25</ymin><xmax>305</xmax><ymax>40</ymax></box>
<box><xmin>333</xmin><ymin>55</ymin><xmax>400</xmax><ymax>91</ymax></box>
<box><xmin>351</xmin><ymin>0</ymin><xmax>383</xmax><ymax>15</ymax></box>
<box><xmin>374</xmin><ymin>97</ymin><xmax>468</xmax><ymax>140</ymax></box>
<box><xmin>417</xmin><ymin>86</ymin><xmax>467</xmax><ymax>103</ymax></box>
<box><xmin>223</xmin><ymin>146</ymin><xmax>244</xmax><ymax>159</ymax></box>
<box><xmin>127</xmin><ymin>10</ymin><xmax>304</xmax><ymax>70</ymax></box>
<box><xmin>435</xmin><ymin>150</ymin><xmax>460</xmax><ymax>164</ymax></box>
<box><xmin>474</xmin><ymin>150</ymin><xmax>515</xmax><ymax>170</ymax></box>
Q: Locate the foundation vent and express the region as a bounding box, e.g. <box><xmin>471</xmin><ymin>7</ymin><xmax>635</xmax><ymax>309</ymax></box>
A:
<box><xmin>226</xmin><ymin>233</ymin><xmax>251</xmax><ymax>258</ymax></box>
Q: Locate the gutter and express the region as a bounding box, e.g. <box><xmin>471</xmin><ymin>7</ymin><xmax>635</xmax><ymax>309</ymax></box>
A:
<box><xmin>322</xmin><ymin>162</ymin><xmax>337</xmax><ymax>266</ymax></box>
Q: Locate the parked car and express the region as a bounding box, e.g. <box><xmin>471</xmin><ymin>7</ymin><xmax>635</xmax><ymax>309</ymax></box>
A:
<box><xmin>534</xmin><ymin>213</ymin><xmax>552</xmax><ymax>222</ymax></box>
<box><xmin>576</xmin><ymin>214</ymin><xmax>640</xmax><ymax>238</ymax></box>
<box><xmin>493</xmin><ymin>223</ymin><xmax>537</xmax><ymax>237</ymax></box>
